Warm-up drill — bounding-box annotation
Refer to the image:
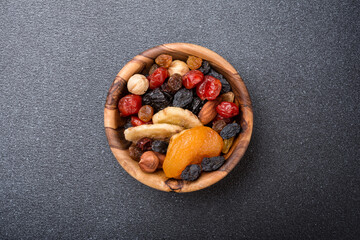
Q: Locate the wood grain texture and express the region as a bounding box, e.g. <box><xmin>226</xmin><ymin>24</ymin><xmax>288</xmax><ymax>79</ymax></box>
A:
<box><xmin>104</xmin><ymin>43</ymin><xmax>253</xmax><ymax>192</ymax></box>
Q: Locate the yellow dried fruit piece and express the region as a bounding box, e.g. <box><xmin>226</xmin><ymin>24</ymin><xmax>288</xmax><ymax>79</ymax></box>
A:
<box><xmin>222</xmin><ymin>137</ymin><xmax>235</xmax><ymax>154</ymax></box>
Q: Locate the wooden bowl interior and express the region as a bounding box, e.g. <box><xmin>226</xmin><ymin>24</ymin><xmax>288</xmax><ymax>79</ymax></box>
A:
<box><xmin>104</xmin><ymin>43</ymin><xmax>253</xmax><ymax>192</ymax></box>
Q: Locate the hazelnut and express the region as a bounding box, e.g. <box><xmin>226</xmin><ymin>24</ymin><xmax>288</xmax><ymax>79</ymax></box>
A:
<box><xmin>154</xmin><ymin>152</ymin><xmax>166</xmax><ymax>169</ymax></box>
<box><xmin>168</xmin><ymin>60</ymin><xmax>189</xmax><ymax>76</ymax></box>
<box><xmin>139</xmin><ymin>151</ymin><xmax>159</xmax><ymax>173</ymax></box>
<box><xmin>127</xmin><ymin>74</ymin><xmax>149</xmax><ymax>95</ymax></box>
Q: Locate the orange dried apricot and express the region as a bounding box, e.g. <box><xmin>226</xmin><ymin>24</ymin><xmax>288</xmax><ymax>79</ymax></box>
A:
<box><xmin>163</xmin><ymin>126</ymin><xmax>223</xmax><ymax>178</ymax></box>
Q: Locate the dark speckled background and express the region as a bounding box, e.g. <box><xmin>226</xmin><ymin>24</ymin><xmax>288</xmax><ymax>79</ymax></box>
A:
<box><xmin>1</xmin><ymin>0</ymin><xmax>359</xmax><ymax>239</ymax></box>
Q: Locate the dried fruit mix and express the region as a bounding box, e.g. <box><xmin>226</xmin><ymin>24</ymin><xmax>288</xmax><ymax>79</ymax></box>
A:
<box><xmin>118</xmin><ymin>53</ymin><xmax>242</xmax><ymax>181</ymax></box>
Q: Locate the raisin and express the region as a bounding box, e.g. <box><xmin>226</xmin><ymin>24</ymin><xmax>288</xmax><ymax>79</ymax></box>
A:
<box><xmin>189</xmin><ymin>96</ymin><xmax>205</xmax><ymax>115</ymax></box>
<box><xmin>143</xmin><ymin>88</ymin><xmax>170</xmax><ymax>112</ymax></box>
<box><xmin>124</xmin><ymin>121</ymin><xmax>132</xmax><ymax>129</ymax></box>
<box><xmin>138</xmin><ymin>105</ymin><xmax>154</xmax><ymax>122</ymax></box>
<box><xmin>136</xmin><ymin>137</ymin><xmax>153</xmax><ymax>151</ymax></box>
<box><xmin>201</xmin><ymin>156</ymin><xmax>225</xmax><ymax>171</ymax></box>
<box><xmin>222</xmin><ymin>137</ymin><xmax>234</xmax><ymax>154</ymax></box>
<box><xmin>161</xmin><ymin>89</ymin><xmax>174</xmax><ymax>102</ymax></box>
<box><xmin>155</xmin><ymin>54</ymin><xmax>172</xmax><ymax>68</ymax></box>
<box><xmin>151</xmin><ymin>140</ymin><xmax>168</xmax><ymax>154</ymax></box>
<box><xmin>199</xmin><ymin>60</ymin><xmax>211</xmax><ymax>74</ymax></box>
<box><xmin>181</xmin><ymin>164</ymin><xmax>201</xmax><ymax>181</ymax></box>
<box><xmin>187</xmin><ymin>56</ymin><xmax>202</xmax><ymax>70</ymax></box>
<box><xmin>212</xmin><ymin>120</ymin><xmax>227</xmax><ymax>133</ymax></box>
<box><xmin>149</xmin><ymin>64</ymin><xmax>159</xmax><ymax>75</ymax></box>
<box><xmin>173</xmin><ymin>88</ymin><xmax>193</xmax><ymax>108</ymax></box>
<box><xmin>167</xmin><ymin>73</ymin><xmax>182</xmax><ymax>92</ymax></box>
<box><xmin>220</xmin><ymin>123</ymin><xmax>241</xmax><ymax>139</ymax></box>
<box><xmin>129</xmin><ymin>143</ymin><xmax>143</xmax><ymax>161</ymax></box>
<box><xmin>209</xmin><ymin>69</ymin><xmax>231</xmax><ymax>93</ymax></box>
<box><xmin>216</xmin><ymin>102</ymin><xmax>239</xmax><ymax>118</ymax></box>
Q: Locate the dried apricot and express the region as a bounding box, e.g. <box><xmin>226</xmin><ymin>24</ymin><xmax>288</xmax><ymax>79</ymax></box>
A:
<box><xmin>163</xmin><ymin>126</ymin><xmax>223</xmax><ymax>179</ymax></box>
<box><xmin>187</xmin><ymin>56</ymin><xmax>202</xmax><ymax>70</ymax></box>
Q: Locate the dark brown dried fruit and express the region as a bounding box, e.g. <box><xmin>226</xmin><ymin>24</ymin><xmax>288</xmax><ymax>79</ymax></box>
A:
<box><xmin>181</xmin><ymin>164</ymin><xmax>201</xmax><ymax>181</ymax></box>
<box><xmin>155</xmin><ymin>54</ymin><xmax>172</xmax><ymax>68</ymax></box>
<box><xmin>129</xmin><ymin>144</ymin><xmax>143</xmax><ymax>161</ymax></box>
<box><xmin>149</xmin><ymin>64</ymin><xmax>159</xmax><ymax>75</ymax></box>
<box><xmin>167</xmin><ymin>73</ymin><xmax>182</xmax><ymax>92</ymax></box>
<box><xmin>173</xmin><ymin>88</ymin><xmax>193</xmax><ymax>108</ymax></box>
<box><xmin>220</xmin><ymin>123</ymin><xmax>241</xmax><ymax>139</ymax></box>
<box><xmin>187</xmin><ymin>56</ymin><xmax>202</xmax><ymax>70</ymax></box>
<box><xmin>136</xmin><ymin>137</ymin><xmax>153</xmax><ymax>151</ymax></box>
<box><xmin>212</xmin><ymin>120</ymin><xmax>227</xmax><ymax>133</ymax></box>
<box><xmin>151</xmin><ymin>140</ymin><xmax>168</xmax><ymax>154</ymax></box>
<box><xmin>209</xmin><ymin>69</ymin><xmax>231</xmax><ymax>93</ymax></box>
<box><xmin>201</xmin><ymin>156</ymin><xmax>225</xmax><ymax>171</ymax></box>
<box><xmin>138</xmin><ymin>105</ymin><xmax>154</xmax><ymax>122</ymax></box>
<box><xmin>142</xmin><ymin>88</ymin><xmax>170</xmax><ymax>112</ymax></box>
<box><xmin>199</xmin><ymin>60</ymin><xmax>211</xmax><ymax>74</ymax></box>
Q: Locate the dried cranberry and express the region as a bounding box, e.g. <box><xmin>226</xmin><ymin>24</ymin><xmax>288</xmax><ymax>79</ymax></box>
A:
<box><xmin>118</xmin><ymin>94</ymin><xmax>142</xmax><ymax>117</ymax></box>
<box><xmin>136</xmin><ymin>137</ymin><xmax>153</xmax><ymax>151</ymax></box>
<box><xmin>182</xmin><ymin>70</ymin><xmax>204</xmax><ymax>89</ymax></box>
<box><xmin>148</xmin><ymin>67</ymin><xmax>169</xmax><ymax>89</ymax></box>
<box><xmin>181</xmin><ymin>164</ymin><xmax>201</xmax><ymax>181</ymax></box>
<box><xmin>196</xmin><ymin>75</ymin><xmax>222</xmax><ymax>100</ymax></box>
<box><xmin>131</xmin><ymin>116</ymin><xmax>146</xmax><ymax>126</ymax></box>
<box><xmin>216</xmin><ymin>102</ymin><xmax>239</xmax><ymax>118</ymax></box>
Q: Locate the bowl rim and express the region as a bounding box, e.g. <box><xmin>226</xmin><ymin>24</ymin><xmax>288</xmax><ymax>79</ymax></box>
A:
<box><xmin>104</xmin><ymin>43</ymin><xmax>253</xmax><ymax>192</ymax></box>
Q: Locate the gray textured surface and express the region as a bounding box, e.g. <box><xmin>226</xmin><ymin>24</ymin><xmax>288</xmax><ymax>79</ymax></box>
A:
<box><xmin>1</xmin><ymin>0</ymin><xmax>359</xmax><ymax>239</ymax></box>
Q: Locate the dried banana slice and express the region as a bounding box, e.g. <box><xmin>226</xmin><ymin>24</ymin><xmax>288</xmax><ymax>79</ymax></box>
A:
<box><xmin>152</xmin><ymin>107</ymin><xmax>202</xmax><ymax>129</ymax></box>
<box><xmin>124</xmin><ymin>123</ymin><xmax>184</xmax><ymax>142</ymax></box>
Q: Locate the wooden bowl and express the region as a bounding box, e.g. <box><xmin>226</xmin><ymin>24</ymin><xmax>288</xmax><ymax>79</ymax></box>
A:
<box><xmin>104</xmin><ymin>43</ymin><xmax>253</xmax><ymax>192</ymax></box>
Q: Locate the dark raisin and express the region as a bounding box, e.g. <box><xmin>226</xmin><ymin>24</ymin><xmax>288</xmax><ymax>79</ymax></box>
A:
<box><xmin>209</xmin><ymin>69</ymin><xmax>231</xmax><ymax>93</ymax></box>
<box><xmin>201</xmin><ymin>156</ymin><xmax>225</xmax><ymax>171</ymax></box>
<box><xmin>220</xmin><ymin>123</ymin><xmax>241</xmax><ymax>139</ymax></box>
<box><xmin>199</xmin><ymin>60</ymin><xmax>211</xmax><ymax>74</ymax></box>
<box><xmin>212</xmin><ymin>120</ymin><xmax>227</xmax><ymax>133</ymax></box>
<box><xmin>149</xmin><ymin>64</ymin><xmax>159</xmax><ymax>75</ymax></box>
<box><xmin>129</xmin><ymin>144</ymin><xmax>143</xmax><ymax>161</ymax></box>
<box><xmin>173</xmin><ymin>88</ymin><xmax>193</xmax><ymax>108</ymax></box>
<box><xmin>123</xmin><ymin>118</ymin><xmax>132</xmax><ymax>129</ymax></box>
<box><xmin>161</xmin><ymin>88</ymin><xmax>174</xmax><ymax>102</ymax></box>
<box><xmin>189</xmin><ymin>96</ymin><xmax>205</xmax><ymax>115</ymax></box>
<box><xmin>151</xmin><ymin>140</ymin><xmax>168</xmax><ymax>154</ymax></box>
<box><xmin>143</xmin><ymin>88</ymin><xmax>170</xmax><ymax>111</ymax></box>
<box><xmin>136</xmin><ymin>137</ymin><xmax>153</xmax><ymax>151</ymax></box>
<box><xmin>181</xmin><ymin>164</ymin><xmax>201</xmax><ymax>181</ymax></box>
<box><xmin>167</xmin><ymin>73</ymin><xmax>182</xmax><ymax>92</ymax></box>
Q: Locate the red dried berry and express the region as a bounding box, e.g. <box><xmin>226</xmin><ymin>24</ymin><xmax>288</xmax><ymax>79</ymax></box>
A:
<box><xmin>148</xmin><ymin>67</ymin><xmax>169</xmax><ymax>89</ymax></box>
<box><xmin>196</xmin><ymin>75</ymin><xmax>222</xmax><ymax>100</ymax></box>
<box><xmin>131</xmin><ymin>116</ymin><xmax>146</xmax><ymax>126</ymax></box>
<box><xmin>182</xmin><ymin>70</ymin><xmax>204</xmax><ymax>89</ymax></box>
<box><xmin>216</xmin><ymin>102</ymin><xmax>239</xmax><ymax>118</ymax></box>
<box><xmin>136</xmin><ymin>137</ymin><xmax>153</xmax><ymax>151</ymax></box>
<box><xmin>118</xmin><ymin>94</ymin><xmax>142</xmax><ymax>117</ymax></box>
